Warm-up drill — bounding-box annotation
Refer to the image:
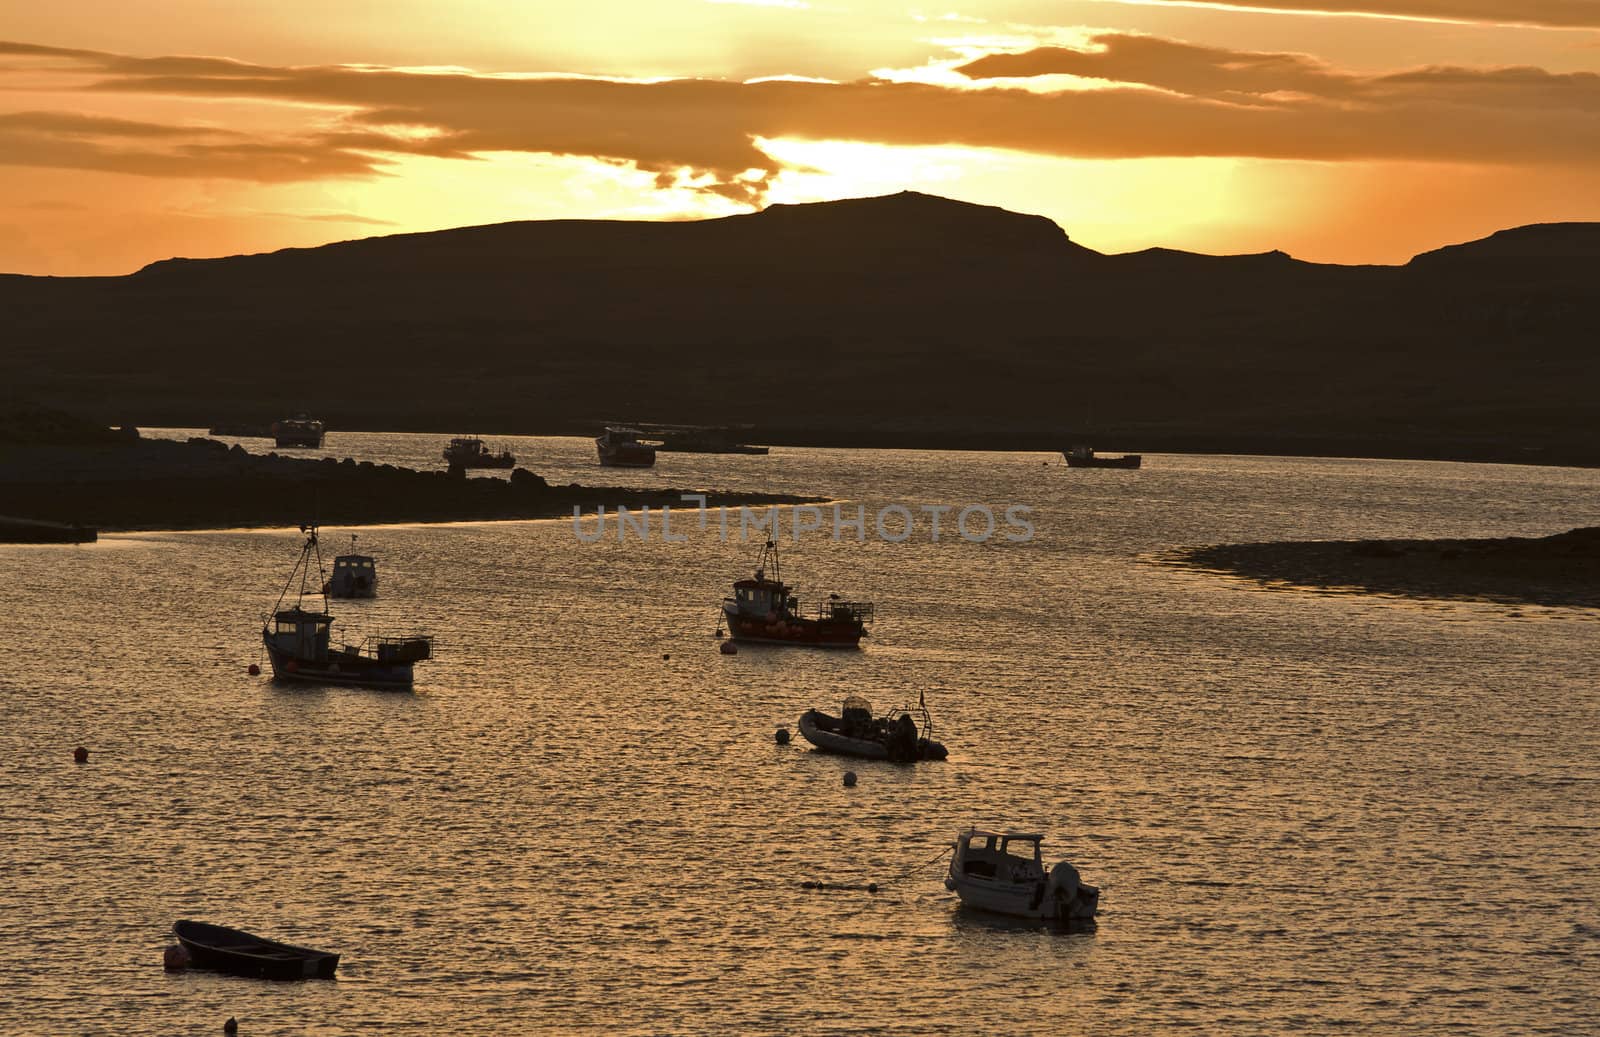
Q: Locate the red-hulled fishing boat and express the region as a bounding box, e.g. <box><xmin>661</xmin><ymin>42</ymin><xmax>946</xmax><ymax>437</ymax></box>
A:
<box><xmin>720</xmin><ymin>540</ymin><xmax>873</xmax><ymax>648</ymax></box>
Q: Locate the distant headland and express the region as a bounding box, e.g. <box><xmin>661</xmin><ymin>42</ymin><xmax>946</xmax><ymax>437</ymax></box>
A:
<box><xmin>3</xmin><ymin>191</ymin><xmax>1597</xmax><ymax>467</ymax></box>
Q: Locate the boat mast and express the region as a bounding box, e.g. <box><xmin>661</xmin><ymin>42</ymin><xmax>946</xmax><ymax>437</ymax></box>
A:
<box><xmin>270</xmin><ymin>523</ymin><xmax>329</xmax><ymax>616</ymax></box>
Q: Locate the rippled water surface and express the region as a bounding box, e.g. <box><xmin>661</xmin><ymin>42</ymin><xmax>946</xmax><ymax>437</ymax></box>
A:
<box><xmin>4</xmin><ymin>434</ymin><xmax>1598</xmax><ymax>1035</ymax></box>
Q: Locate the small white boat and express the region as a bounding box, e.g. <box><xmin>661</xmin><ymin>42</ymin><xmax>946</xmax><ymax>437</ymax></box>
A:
<box><xmin>323</xmin><ymin>535</ymin><xmax>377</xmax><ymax>599</ymax></box>
<box><xmin>944</xmin><ymin>828</ymin><xmax>1099</xmax><ymax>921</ymax></box>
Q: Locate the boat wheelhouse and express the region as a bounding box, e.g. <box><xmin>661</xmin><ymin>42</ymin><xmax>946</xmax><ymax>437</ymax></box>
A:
<box><xmin>596</xmin><ymin>426</ymin><xmax>657</xmax><ymax>467</ymax></box>
<box><xmin>721</xmin><ymin>540</ymin><xmax>872</xmax><ymax>648</ymax></box>
<box><xmin>944</xmin><ymin>828</ymin><xmax>1100</xmax><ymax>921</ymax></box>
<box><xmin>271</xmin><ymin>415</ymin><xmax>324</xmax><ymax>448</ymax></box>
<box><xmin>443</xmin><ymin>436</ymin><xmax>516</xmax><ymax>469</ymax></box>
<box><xmin>323</xmin><ymin>535</ymin><xmax>377</xmax><ymax>599</ymax></box>
<box><xmin>261</xmin><ymin>525</ymin><xmax>431</xmax><ymax>691</ymax></box>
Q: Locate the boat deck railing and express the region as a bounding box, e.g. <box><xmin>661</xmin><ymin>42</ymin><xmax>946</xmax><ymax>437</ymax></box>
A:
<box><xmin>367</xmin><ymin>634</ymin><xmax>434</xmax><ymax>663</ymax></box>
<box><xmin>816</xmin><ymin>600</ymin><xmax>873</xmax><ymax>624</ymax></box>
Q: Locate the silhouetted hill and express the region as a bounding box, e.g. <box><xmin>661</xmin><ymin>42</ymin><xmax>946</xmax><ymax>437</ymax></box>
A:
<box><xmin>3</xmin><ymin>192</ymin><xmax>1597</xmax><ymax>464</ymax></box>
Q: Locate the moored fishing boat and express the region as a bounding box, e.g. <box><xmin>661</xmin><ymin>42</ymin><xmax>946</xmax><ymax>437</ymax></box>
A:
<box><xmin>442</xmin><ymin>435</ymin><xmax>515</xmax><ymax>469</ymax></box>
<box><xmin>944</xmin><ymin>828</ymin><xmax>1100</xmax><ymax>921</ymax></box>
<box><xmin>261</xmin><ymin>524</ymin><xmax>431</xmax><ymax>690</ymax></box>
<box><xmin>721</xmin><ymin>540</ymin><xmax>872</xmax><ymax>648</ymax></box>
<box><xmin>271</xmin><ymin>415</ymin><xmax>324</xmax><ymax>448</ymax></box>
<box><xmin>172</xmin><ymin>919</ymin><xmax>339</xmax><ymax>980</ymax></box>
<box><xmin>1064</xmin><ymin>444</ymin><xmax>1141</xmax><ymax>469</ymax></box>
<box><xmin>322</xmin><ymin>534</ymin><xmax>377</xmax><ymax>599</ymax></box>
<box><xmin>596</xmin><ymin>426</ymin><xmax>657</xmax><ymax>467</ymax></box>
<box><xmin>798</xmin><ymin>694</ymin><xmax>947</xmax><ymax>762</ymax></box>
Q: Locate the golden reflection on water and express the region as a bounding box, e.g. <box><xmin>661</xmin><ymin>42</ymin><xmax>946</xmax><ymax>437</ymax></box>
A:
<box><xmin>2</xmin><ymin>437</ymin><xmax>1598</xmax><ymax>1034</ymax></box>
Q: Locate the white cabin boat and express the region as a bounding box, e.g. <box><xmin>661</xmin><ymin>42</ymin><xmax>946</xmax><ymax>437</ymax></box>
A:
<box><xmin>324</xmin><ymin>536</ymin><xmax>377</xmax><ymax>599</ymax></box>
<box><xmin>944</xmin><ymin>828</ymin><xmax>1099</xmax><ymax>921</ymax></box>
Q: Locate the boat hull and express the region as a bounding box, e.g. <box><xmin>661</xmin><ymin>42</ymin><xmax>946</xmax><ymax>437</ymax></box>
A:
<box><xmin>262</xmin><ymin>638</ymin><xmax>415</xmax><ymax>691</ymax></box>
<box><xmin>1064</xmin><ymin>454</ymin><xmax>1141</xmax><ymax>469</ymax></box>
<box><xmin>798</xmin><ymin>710</ymin><xmax>947</xmax><ymax>761</ymax></box>
<box><xmin>944</xmin><ymin>861</ymin><xmax>1100</xmax><ymax>921</ymax></box>
<box><xmin>798</xmin><ymin>711</ymin><xmax>890</xmax><ymax>759</ymax></box>
<box><xmin>597</xmin><ymin>445</ymin><xmax>657</xmax><ymax>467</ymax></box>
<box><xmin>174</xmin><ymin>920</ymin><xmax>339</xmax><ymax>981</ymax></box>
<box><xmin>723</xmin><ymin>608</ymin><xmax>863</xmax><ymax>648</ymax></box>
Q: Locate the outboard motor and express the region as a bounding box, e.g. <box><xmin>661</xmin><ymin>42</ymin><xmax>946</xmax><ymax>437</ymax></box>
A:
<box><xmin>887</xmin><ymin>713</ymin><xmax>920</xmax><ymax>763</ymax></box>
<box><xmin>1047</xmin><ymin>861</ymin><xmax>1082</xmax><ymax>918</ymax></box>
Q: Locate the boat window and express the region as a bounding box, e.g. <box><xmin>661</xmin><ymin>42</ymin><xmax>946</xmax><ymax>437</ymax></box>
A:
<box><xmin>362</xmin><ymin>561</ymin><xmax>373</xmax><ymax>568</ymax></box>
<box><xmin>278</xmin><ymin>622</ymin><xmax>298</xmax><ymax>635</ymax></box>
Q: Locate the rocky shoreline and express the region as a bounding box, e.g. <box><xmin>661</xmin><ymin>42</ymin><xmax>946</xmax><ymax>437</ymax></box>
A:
<box><xmin>0</xmin><ymin>430</ymin><xmax>813</xmax><ymax>538</ymax></box>
<box><xmin>1172</xmin><ymin>527</ymin><xmax>1600</xmax><ymax>608</ymax></box>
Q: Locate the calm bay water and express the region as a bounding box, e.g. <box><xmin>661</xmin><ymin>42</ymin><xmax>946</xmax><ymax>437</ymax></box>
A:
<box><xmin>4</xmin><ymin>434</ymin><xmax>1598</xmax><ymax>1035</ymax></box>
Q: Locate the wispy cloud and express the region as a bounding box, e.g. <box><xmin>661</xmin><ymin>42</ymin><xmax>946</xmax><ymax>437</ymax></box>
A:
<box><xmin>1077</xmin><ymin>0</ymin><xmax>1600</xmax><ymax>30</ymax></box>
<box><xmin>2</xmin><ymin>35</ymin><xmax>1597</xmax><ymax>202</ymax></box>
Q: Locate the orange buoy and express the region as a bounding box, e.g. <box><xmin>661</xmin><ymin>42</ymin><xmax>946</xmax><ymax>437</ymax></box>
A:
<box><xmin>719</xmin><ymin>641</ymin><xmax>738</xmax><ymax>655</ymax></box>
<box><xmin>247</xmin><ymin>663</ymin><xmax>261</xmax><ymax>676</ymax></box>
<box><xmin>73</xmin><ymin>746</ymin><xmax>88</xmax><ymax>764</ymax></box>
<box><xmin>163</xmin><ymin>943</ymin><xmax>189</xmax><ymax>971</ymax></box>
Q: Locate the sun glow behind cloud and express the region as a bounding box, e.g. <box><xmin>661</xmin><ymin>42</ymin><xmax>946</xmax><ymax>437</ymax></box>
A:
<box><xmin>1</xmin><ymin>0</ymin><xmax>1598</xmax><ymax>274</ymax></box>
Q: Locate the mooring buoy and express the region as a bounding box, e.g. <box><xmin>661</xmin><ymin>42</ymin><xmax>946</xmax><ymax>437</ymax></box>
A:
<box><xmin>73</xmin><ymin>746</ymin><xmax>88</xmax><ymax>764</ymax></box>
<box><xmin>774</xmin><ymin>727</ymin><xmax>790</xmax><ymax>745</ymax></box>
<box><xmin>843</xmin><ymin>771</ymin><xmax>857</xmax><ymax>787</ymax></box>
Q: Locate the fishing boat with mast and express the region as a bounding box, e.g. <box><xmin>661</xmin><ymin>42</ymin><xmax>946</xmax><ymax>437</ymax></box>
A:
<box><xmin>720</xmin><ymin>540</ymin><xmax>873</xmax><ymax>648</ymax></box>
<box><xmin>261</xmin><ymin>524</ymin><xmax>432</xmax><ymax>690</ymax></box>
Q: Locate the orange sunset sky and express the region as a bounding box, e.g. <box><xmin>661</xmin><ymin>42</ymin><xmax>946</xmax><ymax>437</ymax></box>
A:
<box><xmin>3</xmin><ymin>1</ymin><xmax>1597</xmax><ymax>275</ymax></box>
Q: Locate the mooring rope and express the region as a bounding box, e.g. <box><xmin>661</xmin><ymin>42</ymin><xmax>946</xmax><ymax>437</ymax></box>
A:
<box><xmin>799</xmin><ymin>842</ymin><xmax>954</xmax><ymax>894</ymax></box>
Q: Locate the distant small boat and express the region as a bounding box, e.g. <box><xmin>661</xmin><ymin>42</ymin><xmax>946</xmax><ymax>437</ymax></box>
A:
<box><xmin>944</xmin><ymin>828</ymin><xmax>1100</xmax><ymax>921</ymax></box>
<box><xmin>271</xmin><ymin>415</ymin><xmax>324</xmax><ymax>448</ymax></box>
<box><xmin>173</xmin><ymin>919</ymin><xmax>339</xmax><ymax>980</ymax></box>
<box><xmin>655</xmin><ymin>429</ymin><xmax>769</xmax><ymax>455</ymax></box>
<box><xmin>442</xmin><ymin>436</ymin><xmax>515</xmax><ymax>469</ymax></box>
<box><xmin>1064</xmin><ymin>445</ymin><xmax>1140</xmax><ymax>469</ymax></box>
<box><xmin>798</xmin><ymin>694</ymin><xmax>947</xmax><ymax>762</ymax></box>
<box><xmin>596</xmin><ymin>426</ymin><xmax>657</xmax><ymax>467</ymax></box>
<box><xmin>721</xmin><ymin>539</ymin><xmax>872</xmax><ymax>648</ymax></box>
<box><xmin>207</xmin><ymin>422</ymin><xmax>272</xmax><ymax>438</ymax></box>
<box><xmin>322</xmin><ymin>534</ymin><xmax>377</xmax><ymax>599</ymax></box>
